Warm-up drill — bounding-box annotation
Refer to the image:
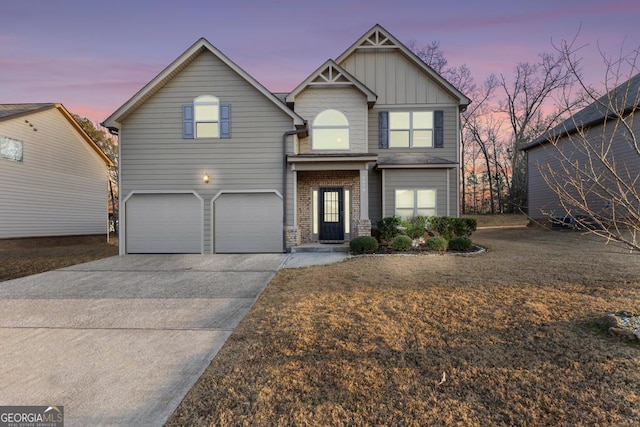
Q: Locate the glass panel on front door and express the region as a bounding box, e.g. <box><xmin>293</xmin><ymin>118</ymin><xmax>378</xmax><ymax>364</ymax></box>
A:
<box><xmin>319</xmin><ymin>187</ymin><xmax>344</xmax><ymax>242</ymax></box>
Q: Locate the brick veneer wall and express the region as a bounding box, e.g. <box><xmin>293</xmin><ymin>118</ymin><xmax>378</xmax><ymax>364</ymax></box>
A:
<box><xmin>296</xmin><ymin>170</ymin><xmax>362</xmax><ymax>244</ymax></box>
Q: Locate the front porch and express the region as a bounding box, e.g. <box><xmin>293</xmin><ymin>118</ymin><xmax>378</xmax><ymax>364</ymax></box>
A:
<box><xmin>287</xmin><ymin>154</ymin><xmax>376</xmax><ymax>248</ymax></box>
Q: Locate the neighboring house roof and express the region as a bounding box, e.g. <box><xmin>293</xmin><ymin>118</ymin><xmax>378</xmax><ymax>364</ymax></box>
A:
<box><xmin>523</xmin><ymin>72</ymin><xmax>640</xmax><ymax>151</ymax></box>
<box><xmin>0</xmin><ymin>103</ymin><xmax>113</xmax><ymax>167</ymax></box>
<box><xmin>335</xmin><ymin>24</ymin><xmax>471</xmax><ymax>109</ymax></box>
<box><xmin>376</xmin><ymin>153</ymin><xmax>457</xmax><ymax>169</ymax></box>
<box><xmin>102</xmin><ymin>38</ymin><xmax>305</xmax><ymax>131</ymax></box>
<box><xmin>285</xmin><ymin>59</ymin><xmax>377</xmax><ymax>107</ymax></box>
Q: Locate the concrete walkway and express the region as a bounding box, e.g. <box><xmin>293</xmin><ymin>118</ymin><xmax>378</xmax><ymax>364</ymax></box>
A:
<box><xmin>0</xmin><ymin>252</ymin><xmax>349</xmax><ymax>426</ymax></box>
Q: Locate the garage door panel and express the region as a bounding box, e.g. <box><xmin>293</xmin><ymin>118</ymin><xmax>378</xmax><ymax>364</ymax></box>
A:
<box><xmin>126</xmin><ymin>194</ymin><xmax>202</xmax><ymax>254</ymax></box>
<box><xmin>214</xmin><ymin>193</ymin><xmax>282</xmax><ymax>253</ymax></box>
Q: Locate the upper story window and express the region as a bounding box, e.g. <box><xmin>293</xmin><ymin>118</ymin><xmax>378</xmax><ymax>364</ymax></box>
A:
<box><xmin>379</xmin><ymin>110</ymin><xmax>443</xmax><ymax>149</ymax></box>
<box><xmin>389</xmin><ymin>111</ymin><xmax>433</xmax><ymax>148</ymax></box>
<box><xmin>183</xmin><ymin>95</ymin><xmax>231</xmax><ymax>139</ymax></box>
<box><xmin>312</xmin><ymin>109</ymin><xmax>349</xmax><ymax>150</ymax></box>
<box><xmin>194</xmin><ymin>95</ymin><xmax>220</xmax><ymax>138</ymax></box>
<box><xmin>0</xmin><ymin>136</ymin><xmax>23</xmax><ymax>162</ymax></box>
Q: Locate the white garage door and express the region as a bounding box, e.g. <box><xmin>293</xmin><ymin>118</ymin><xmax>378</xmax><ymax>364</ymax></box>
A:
<box><xmin>214</xmin><ymin>192</ymin><xmax>282</xmax><ymax>253</ymax></box>
<box><xmin>126</xmin><ymin>193</ymin><xmax>202</xmax><ymax>254</ymax></box>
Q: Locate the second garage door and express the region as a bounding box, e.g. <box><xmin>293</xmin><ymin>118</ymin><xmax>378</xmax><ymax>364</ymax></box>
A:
<box><xmin>214</xmin><ymin>192</ymin><xmax>282</xmax><ymax>253</ymax></box>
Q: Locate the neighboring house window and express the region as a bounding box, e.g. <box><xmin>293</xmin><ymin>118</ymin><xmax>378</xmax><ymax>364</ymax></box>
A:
<box><xmin>312</xmin><ymin>109</ymin><xmax>349</xmax><ymax>150</ymax></box>
<box><xmin>379</xmin><ymin>110</ymin><xmax>443</xmax><ymax>148</ymax></box>
<box><xmin>395</xmin><ymin>189</ymin><xmax>436</xmax><ymax>218</ymax></box>
<box><xmin>183</xmin><ymin>95</ymin><xmax>231</xmax><ymax>139</ymax></box>
<box><xmin>0</xmin><ymin>136</ymin><xmax>23</xmax><ymax>162</ymax></box>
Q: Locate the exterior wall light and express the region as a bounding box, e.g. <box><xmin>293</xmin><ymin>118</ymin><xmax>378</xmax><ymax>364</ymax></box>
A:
<box><xmin>203</xmin><ymin>173</ymin><xmax>210</xmax><ymax>184</ymax></box>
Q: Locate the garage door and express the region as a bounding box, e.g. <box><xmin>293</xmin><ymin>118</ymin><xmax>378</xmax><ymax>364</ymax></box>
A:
<box><xmin>126</xmin><ymin>193</ymin><xmax>202</xmax><ymax>254</ymax></box>
<box><xmin>214</xmin><ymin>192</ymin><xmax>282</xmax><ymax>253</ymax></box>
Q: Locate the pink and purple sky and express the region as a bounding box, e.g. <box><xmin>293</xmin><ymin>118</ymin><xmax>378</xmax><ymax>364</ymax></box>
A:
<box><xmin>2</xmin><ymin>0</ymin><xmax>639</xmax><ymax>125</ymax></box>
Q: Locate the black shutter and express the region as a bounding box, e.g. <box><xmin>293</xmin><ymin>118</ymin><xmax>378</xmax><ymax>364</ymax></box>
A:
<box><xmin>434</xmin><ymin>110</ymin><xmax>444</xmax><ymax>148</ymax></box>
<box><xmin>379</xmin><ymin>111</ymin><xmax>389</xmax><ymax>149</ymax></box>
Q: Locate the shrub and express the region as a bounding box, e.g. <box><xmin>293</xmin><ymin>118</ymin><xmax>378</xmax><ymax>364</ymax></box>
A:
<box><xmin>392</xmin><ymin>235</ymin><xmax>413</xmax><ymax>251</ymax></box>
<box><xmin>377</xmin><ymin>216</ymin><xmax>403</xmax><ymax>241</ymax></box>
<box><xmin>451</xmin><ymin>218</ymin><xmax>477</xmax><ymax>237</ymax></box>
<box><xmin>349</xmin><ymin>236</ymin><xmax>379</xmax><ymax>254</ymax></box>
<box><xmin>405</xmin><ymin>216</ymin><xmax>428</xmax><ymax>239</ymax></box>
<box><xmin>427</xmin><ymin>216</ymin><xmax>477</xmax><ymax>240</ymax></box>
<box><xmin>426</xmin><ymin>236</ymin><xmax>448</xmax><ymax>251</ymax></box>
<box><xmin>448</xmin><ymin>236</ymin><xmax>473</xmax><ymax>251</ymax></box>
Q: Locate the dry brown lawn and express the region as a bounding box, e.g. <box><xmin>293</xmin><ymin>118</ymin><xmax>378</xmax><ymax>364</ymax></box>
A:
<box><xmin>0</xmin><ymin>235</ymin><xmax>118</xmax><ymax>281</ymax></box>
<box><xmin>168</xmin><ymin>226</ymin><xmax>640</xmax><ymax>426</ymax></box>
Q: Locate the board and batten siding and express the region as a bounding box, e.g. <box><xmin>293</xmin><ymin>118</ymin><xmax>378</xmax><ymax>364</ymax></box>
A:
<box><xmin>119</xmin><ymin>50</ymin><xmax>296</xmax><ymax>252</ymax></box>
<box><xmin>295</xmin><ymin>87</ymin><xmax>368</xmax><ymax>153</ymax></box>
<box><xmin>527</xmin><ymin>118</ymin><xmax>640</xmax><ymax>219</ymax></box>
<box><xmin>339</xmin><ymin>50</ymin><xmax>458</xmax><ymax>106</ymax></box>
<box><xmin>0</xmin><ymin>108</ymin><xmax>108</xmax><ymax>238</ymax></box>
<box><xmin>382</xmin><ymin>169</ymin><xmax>454</xmax><ymax>218</ymax></box>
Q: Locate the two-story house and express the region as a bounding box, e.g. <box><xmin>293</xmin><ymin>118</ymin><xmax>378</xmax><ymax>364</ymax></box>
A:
<box><xmin>103</xmin><ymin>24</ymin><xmax>469</xmax><ymax>254</ymax></box>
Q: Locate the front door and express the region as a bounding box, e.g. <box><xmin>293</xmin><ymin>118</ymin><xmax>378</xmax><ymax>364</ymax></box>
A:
<box><xmin>319</xmin><ymin>187</ymin><xmax>344</xmax><ymax>242</ymax></box>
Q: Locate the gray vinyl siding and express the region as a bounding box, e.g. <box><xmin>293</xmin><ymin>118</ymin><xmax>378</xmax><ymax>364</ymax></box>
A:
<box><xmin>294</xmin><ymin>87</ymin><xmax>368</xmax><ymax>153</ymax></box>
<box><xmin>341</xmin><ymin>47</ymin><xmax>462</xmax><ymax>223</ymax></box>
<box><xmin>527</xmin><ymin>117</ymin><xmax>640</xmax><ymax>220</ymax></box>
<box><xmin>0</xmin><ymin>108</ymin><xmax>108</xmax><ymax>238</ymax></box>
<box><xmin>339</xmin><ymin>50</ymin><xmax>458</xmax><ymax>105</ymax></box>
<box><xmin>382</xmin><ymin>169</ymin><xmax>452</xmax><ymax>218</ymax></box>
<box><xmin>119</xmin><ymin>50</ymin><xmax>295</xmax><ymax>252</ymax></box>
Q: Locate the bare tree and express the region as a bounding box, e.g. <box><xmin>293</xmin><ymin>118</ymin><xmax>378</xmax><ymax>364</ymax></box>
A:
<box><xmin>498</xmin><ymin>51</ymin><xmax>580</xmax><ymax>213</ymax></box>
<box><xmin>533</xmin><ymin>43</ymin><xmax>640</xmax><ymax>251</ymax></box>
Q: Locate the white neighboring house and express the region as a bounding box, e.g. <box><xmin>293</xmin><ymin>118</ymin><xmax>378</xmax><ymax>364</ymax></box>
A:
<box><xmin>0</xmin><ymin>103</ymin><xmax>114</xmax><ymax>238</ymax></box>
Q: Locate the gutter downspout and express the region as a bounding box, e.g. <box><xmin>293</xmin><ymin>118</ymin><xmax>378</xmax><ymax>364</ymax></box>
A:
<box><xmin>282</xmin><ymin>126</ymin><xmax>308</xmax><ymax>252</ymax></box>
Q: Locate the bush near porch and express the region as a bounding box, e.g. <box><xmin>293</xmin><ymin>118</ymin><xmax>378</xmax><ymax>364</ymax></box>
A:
<box><xmin>373</xmin><ymin>215</ymin><xmax>477</xmax><ymax>253</ymax></box>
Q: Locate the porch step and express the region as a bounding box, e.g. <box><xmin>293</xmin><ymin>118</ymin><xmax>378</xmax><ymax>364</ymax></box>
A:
<box><xmin>290</xmin><ymin>243</ymin><xmax>350</xmax><ymax>253</ymax></box>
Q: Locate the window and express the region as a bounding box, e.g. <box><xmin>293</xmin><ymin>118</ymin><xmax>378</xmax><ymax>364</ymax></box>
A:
<box><xmin>379</xmin><ymin>110</ymin><xmax>443</xmax><ymax>149</ymax></box>
<box><xmin>312</xmin><ymin>109</ymin><xmax>349</xmax><ymax>150</ymax></box>
<box><xmin>0</xmin><ymin>136</ymin><xmax>23</xmax><ymax>162</ymax></box>
<box><xmin>395</xmin><ymin>189</ymin><xmax>436</xmax><ymax>219</ymax></box>
<box><xmin>389</xmin><ymin>111</ymin><xmax>433</xmax><ymax>148</ymax></box>
<box><xmin>194</xmin><ymin>95</ymin><xmax>219</xmax><ymax>138</ymax></box>
<box><xmin>183</xmin><ymin>96</ymin><xmax>231</xmax><ymax>139</ymax></box>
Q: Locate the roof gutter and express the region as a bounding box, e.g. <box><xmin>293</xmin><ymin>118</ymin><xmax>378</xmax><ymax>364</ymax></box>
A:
<box><xmin>282</xmin><ymin>126</ymin><xmax>308</xmax><ymax>252</ymax></box>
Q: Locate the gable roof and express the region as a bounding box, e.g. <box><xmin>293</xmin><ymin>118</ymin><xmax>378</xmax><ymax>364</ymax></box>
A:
<box><xmin>102</xmin><ymin>38</ymin><xmax>305</xmax><ymax>131</ymax></box>
<box><xmin>335</xmin><ymin>24</ymin><xmax>471</xmax><ymax>108</ymax></box>
<box><xmin>524</xmin><ymin>72</ymin><xmax>640</xmax><ymax>151</ymax></box>
<box><xmin>0</xmin><ymin>103</ymin><xmax>56</xmax><ymax>120</ymax></box>
<box><xmin>285</xmin><ymin>59</ymin><xmax>377</xmax><ymax>107</ymax></box>
<box><xmin>0</xmin><ymin>103</ymin><xmax>113</xmax><ymax>167</ymax></box>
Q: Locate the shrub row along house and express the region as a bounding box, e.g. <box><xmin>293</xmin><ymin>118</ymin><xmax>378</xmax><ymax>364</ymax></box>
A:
<box><xmin>103</xmin><ymin>24</ymin><xmax>470</xmax><ymax>254</ymax></box>
<box><xmin>0</xmin><ymin>104</ymin><xmax>113</xmax><ymax>239</ymax></box>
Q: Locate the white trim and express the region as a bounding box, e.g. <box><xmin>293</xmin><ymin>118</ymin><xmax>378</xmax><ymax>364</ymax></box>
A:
<box><xmin>446</xmin><ymin>169</ymin><xmax>450</xmax><ymax>216</ymax></box>
<box><xmin>381</xmin><ymin>169</ymin><xmax>386</xmax><ymax>217</ymax></box>
<box><xmin>121</xmin><ymin>190</ymin><xmax>205</xmax><ymax>255</ymax></box>
<box><xmin>286</xmin><ymin>59</ymin><xmax>377</xmax><ymax>105</ymax></box>
<box><xmin>118</xmin><ymin>128</ymin><xmax>124</xmax><ymax>255</ymax></box>
<box><xmin>293</xmin><ymin>171</ymin><xmax>298</xmax><ymax>230</ymax></box>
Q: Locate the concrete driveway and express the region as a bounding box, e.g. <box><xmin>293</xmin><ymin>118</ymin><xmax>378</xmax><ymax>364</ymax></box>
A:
<box><xmin>0</xmin><ymin>254</ymin><xmax>292</xmax><ymax>426</ymax></box>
